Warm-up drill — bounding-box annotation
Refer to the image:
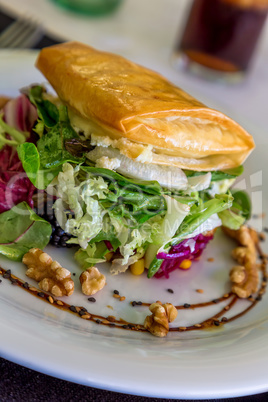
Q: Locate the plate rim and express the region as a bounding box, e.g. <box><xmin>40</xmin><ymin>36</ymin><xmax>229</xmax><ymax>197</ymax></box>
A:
<box><xmin>1</xmin><ymin>313</ymin><xmax>268</xmax><ymax>400</ymax></box>
<box><xmin>1</xmin><ymin>50</ymin><xmax>268</xmax><ymax>400</ymax></box>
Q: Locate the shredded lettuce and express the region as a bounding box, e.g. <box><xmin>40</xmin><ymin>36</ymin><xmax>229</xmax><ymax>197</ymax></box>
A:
<box><xmin>53</xmin><ymin>163</ymin><xmax>108</xmax><ymax>248</ymax></box>
<box><xmin>52</xmin><ymin>163</ymin><xmax>165</xmax><ymax>270</ymax></box>
<box><xmin>75</xmin><ymin>241</ymin><xmax>109</xmax><ymax>268</ymax></box>
<box><xmin>50</xmin><ymin>159</ymin><xmax>248</xmax><ymax>277</ymax></box>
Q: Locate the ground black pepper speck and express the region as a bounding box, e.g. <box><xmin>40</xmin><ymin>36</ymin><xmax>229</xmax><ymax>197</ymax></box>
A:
<box><xmin>252</xmin><ymin>214</ymin><xmax>259</xmax><ymax>219</ymax></box>
<box><xmin>88</xmin><ymin>297</ymin><xmax>96</xmax><ymax>302</ymax></box>
<box><xmin>3</xmin><ymin>270</ymin><xmax>11</xmax><ymax>279</ymax></box>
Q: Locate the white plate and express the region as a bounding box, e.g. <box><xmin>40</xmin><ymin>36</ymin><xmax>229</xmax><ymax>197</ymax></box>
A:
<box><xmin>0</xmin><ymin>51</ymin><xmax>268</xmax><ymax>400</ymax></box>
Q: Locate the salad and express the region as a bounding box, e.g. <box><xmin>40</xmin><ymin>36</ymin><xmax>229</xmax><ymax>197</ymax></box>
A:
<box><xmin>0</xmin><ymin>86</ymin><xmax>252</xmax><ymax>279</ymax></box>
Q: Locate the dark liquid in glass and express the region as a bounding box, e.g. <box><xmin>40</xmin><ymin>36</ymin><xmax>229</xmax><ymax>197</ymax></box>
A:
<box><xmin>178</xmin><ymin>0</ymin><xmax>268</xmax><ymax>72</ymax></box>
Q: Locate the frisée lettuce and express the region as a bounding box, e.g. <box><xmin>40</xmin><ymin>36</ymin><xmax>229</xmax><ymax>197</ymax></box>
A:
<box><xmin>50</xmin><ymin>163</ymin><xmax>165</xmax><ymax>273</ymax></box>
<box><xmin>49</xmin><ymin>162</ymin><xmax>235</xmax><ymax>277</ymax></box>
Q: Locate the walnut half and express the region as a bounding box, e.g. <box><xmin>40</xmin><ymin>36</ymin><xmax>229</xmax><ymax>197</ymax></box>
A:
<box><xmin>223</xmin><ymin>226</ymin><xmax>259</xmax><ymax>298</ymax></box>
<box><xmin>144</xmin><ymin>302</ymin><xmax>178</xmax><ymax>337</ymax></box>
<box><xmin>22</xmin><ymin>248</ymin><xmax>74</xmax><ymax>297</ymax></box>
<box><xmin>79</xmin><ymin>267</ymin><xmax>106</xmax><ymax>296</ymax></box>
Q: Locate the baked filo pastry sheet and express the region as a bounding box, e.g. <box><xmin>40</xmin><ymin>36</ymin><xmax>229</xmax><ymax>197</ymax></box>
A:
<box><xmin>36</xmin><ymin>41</ymin><xmax>255</xmax><ymax>171</ymax></box>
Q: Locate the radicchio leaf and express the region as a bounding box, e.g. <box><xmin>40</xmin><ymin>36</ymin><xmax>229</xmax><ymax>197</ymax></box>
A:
<box><xmin>3</xmin><ymin>94</ymin><xmax>37</xmax><ymax>132</ymax></box>
<box><xmin>0</xmin><ymin>145</ymin><xmax>35</xmax><ymax>213</ymax></box>
<box><xmin>0</xmin><ymin>95</ymin><xmax>38</xmax><ymax>212</ymax></box>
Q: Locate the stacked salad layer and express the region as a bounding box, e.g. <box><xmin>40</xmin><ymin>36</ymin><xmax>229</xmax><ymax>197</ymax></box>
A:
<box><xmin>0</xmin><ymin>87</ymin><xmax>251</xmax><ymax>278</ymax></box>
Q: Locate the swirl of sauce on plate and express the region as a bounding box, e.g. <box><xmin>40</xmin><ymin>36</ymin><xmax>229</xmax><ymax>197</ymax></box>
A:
<box><xmin>0</xmin><ymin>245</ymin><xmax>266</xmax><ymax>334</ymax></box>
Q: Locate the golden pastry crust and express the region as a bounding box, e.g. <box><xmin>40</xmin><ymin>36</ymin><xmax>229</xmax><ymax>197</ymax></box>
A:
<box><xmin>0</xmin><ymin>96</ymin><xmax>11</xmax><ymax>110</ymax></box>
<box><xmin>36</xmin><ymin>42</ymin><xmax>255</xmax><ymax>171</ymax></box>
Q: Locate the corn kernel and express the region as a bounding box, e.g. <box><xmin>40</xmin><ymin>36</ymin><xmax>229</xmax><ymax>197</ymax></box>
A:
<box><xmin>179</xmin><ymin>259</ymin><xmax>192</xmax><ymax>270</ymax></box>
<box><xmin>130</xmin><ymin>259</ymin><xmax>145</xmax><ymax>275</ymax></box>
<box><xmin>105</xmin><ymin>252</ymin><xmax>114</xmax><ymax>262</ymax></box>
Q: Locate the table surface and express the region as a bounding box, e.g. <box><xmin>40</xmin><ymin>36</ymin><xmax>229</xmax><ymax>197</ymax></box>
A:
<box><xmin>1</xmin><ymin>356</ymin><xmax>268</xmax><ymax>402</ymax></box>
<box><xmin>0</xmin><ymin>1</ymin><xmax>268</xmax><ymax>400</ymax></box>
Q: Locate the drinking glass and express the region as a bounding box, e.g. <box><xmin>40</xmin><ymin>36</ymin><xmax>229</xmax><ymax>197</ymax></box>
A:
<box><xmin>173</xmin><ymin>0</ymin><xmax>268</xmax><ymax>82</ymax></box>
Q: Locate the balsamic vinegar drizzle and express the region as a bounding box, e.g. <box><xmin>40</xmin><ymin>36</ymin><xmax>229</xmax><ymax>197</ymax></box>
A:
<box><xmin>0</xmin><ymin>247</ymin><xmax>267</xmax><ymax>334</ymax></box>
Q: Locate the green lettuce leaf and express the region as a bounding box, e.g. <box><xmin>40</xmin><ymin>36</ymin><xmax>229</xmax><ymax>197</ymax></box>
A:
<box><xmin>29</xmin><ymin>85</ymin><xmax>59</xmax><ymax>130</ymax></box>
<box><xmin>0</xmin><ymin>202</ymin><xmax>52</xmax><ymax>261</ymax></box>
<box><xmin>81</xmin><ymin>166</ymin><xmax>162</xmax><ymax>195</ymax></box>
<box><xmin>80</xmin><ymin>166</ymin><xmax>166</xmax><ymax>227</ymax></box>
<box><xmin>218</xmin><ymin>209</ymin><xmax>245</xmax><ymax>230</ymax></box>
<box><xmin>231</xmin><ymin>189</ymin><xmax>252</xmax><ymax>220</ymax></box>
<box><xmin>17</xmin><ymin>142</ymin><xmax>60</xmax><ymax>189</ymax></box>
<box><xmin>75</xmin><ymin>241</ymin><xmax>109</xmax><ymax>269</ymax></box>
<box><xmin>88</xmin><ymin>228</ymin><xmax>121</xmax><ymax>251</ymax></box>
<box><xmin>172</xmin><ymin>193</ymin><xmax>233</xmax><ymax>245</ymax></box>
<box><xmin>184</xmin><ymin>166</ymin><xmax>244</xmax><ymax>182</ymax></box>
<box><xmin>218</xmin><ymin>189</ymin><xmax>251</xmax><ymax>230</ymax></box>
<box><xmin>18</xmin><ymin>89</ymin><xmax>85</xmax><ymax>189</ymax></box>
